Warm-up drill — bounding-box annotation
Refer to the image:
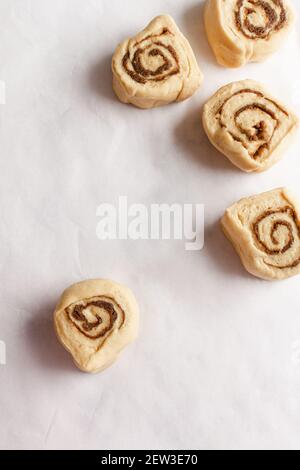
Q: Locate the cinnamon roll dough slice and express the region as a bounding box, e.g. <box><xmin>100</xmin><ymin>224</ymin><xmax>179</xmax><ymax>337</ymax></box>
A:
<box><xmin>112</xmin><ymin>15</ymin><xmax>203</xmax><ymax>109</ymax></box>
<box><xmin>54</xmin><ymin>280</ymin><xmax>139</xmax><ymax>373</ymax></box>
<box><xmin>203</xmin><ymin>80</ymin><xmax>298</xmax><ymax>172</ymax></box>
<box><xmin>204</xmin><ymin>0</ymin><xmax>296</xmax><ymax>67</ymax></box>
<box><xmin>222</xmin><ymin>188</ymin><xmax>300</xmax><ymax>280</ymax></box>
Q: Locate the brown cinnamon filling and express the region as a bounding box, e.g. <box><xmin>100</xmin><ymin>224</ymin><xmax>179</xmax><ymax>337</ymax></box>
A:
<box><xmin>253</xmin><ymin>206</ymin><xmax>300</xmax><ymax>269</ymax></box>
<box><xmin>67</xmin><ymin>299</ymin><xmax>118</xmax><ymax>339</ymax></box>
<box><xmin>122</xmin><ymin>29</ymin><xmax>180</xmax><ymax>84</ymax></box>
<box><xmin>235</xmin><ymin>103</ymin><xmax>278</xmax><ymax>159</ymax></box>
<box><xmin>235</xmin><ymin>0</ymin><xmax>286</xmax><ymax>39</ymax></box>
<box><xmin>217</xmin><ymin>88</ymin><xmax>289</xmax><ymax>160</ymax></box>
<box><xmin>218</xmin><ymin>89</ymin><xmax>263</xmax><ymax>114</ymax></box>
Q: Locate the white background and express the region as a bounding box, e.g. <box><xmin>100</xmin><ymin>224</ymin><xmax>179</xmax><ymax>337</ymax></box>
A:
<box><xmin>0</xmin><ymin>0</ymin><xmax>300</xmax><ymax>450</ymax></box>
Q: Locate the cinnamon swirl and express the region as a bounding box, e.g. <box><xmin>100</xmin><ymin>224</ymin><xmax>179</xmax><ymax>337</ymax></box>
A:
<box><xmin>112</xmin><ymin>15</ymin><xmax>203</xmax><ymax>108</ymax></box>
<box><xmin>204</xmin><ymin>0</ymin><xmax>295</xmax><ymax>67</ymax></box>
<box><xmin>54</xmin><ymin>279</ymin><xmax>139</xmax><ymax>373</ymax></box>
<box><xmin>202</xmin><ymin>80</ymin><xmax>298</xmax><ymax>172</ymax></box>
<box><xmin>221</xmin><ymin>188</ymin><xmax>300</xmax><ymax>280</ymax></box>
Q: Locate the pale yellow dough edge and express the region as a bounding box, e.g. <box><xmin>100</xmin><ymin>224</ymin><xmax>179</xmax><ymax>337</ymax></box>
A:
<box><xmin>221</xmin><ymin>188</ymin><xmax>300</xmax><ymax>281</ymax></box>
<box><xmin>204</xmin><ymin>0</ymin><xmax>296</xmax><ymax>68</ymax></box>
<box><xmin>202</xmin><ymin>79</ymin><xmax>299</xmax><ymax>173</ymax></box>
<box><xmin>54</xmin><ymin>279</ymin><xmax>139</xmax><ymax>373</ymax></box>
<box><xmin>112</xmin><ymin>14</ymin><xmax>203</xmax><ymax>109</ymax></box>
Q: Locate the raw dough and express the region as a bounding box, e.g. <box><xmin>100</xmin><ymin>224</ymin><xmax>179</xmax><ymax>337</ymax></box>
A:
<box><xmin>202</xmin><ymin>79</ymin><xmax>298</xmax><ymax>172</ymax></box>
<box><xmin>204</xmin><ymin>0</ymin><xmax>296</xmax><ymax>68</ymax></box>
<box><xmin>54</xmin><ymin>279</ymin><xmax>139</xmax><ymax>373</ymax></box>
<box><xmin>221</xmin><ymin>188</ymin><xmax>300</xmax><ymax>280</ymax></box>
<box><xmin>112</xmin><ymin>15</ymin><xmax>203</xmax><ymax>109</ymax></box>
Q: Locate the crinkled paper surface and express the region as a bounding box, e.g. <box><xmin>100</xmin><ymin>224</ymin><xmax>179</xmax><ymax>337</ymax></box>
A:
<box><xmin>0</xmin><ymin>0</ymin><xmax>300</xmax><ymax>450</ymax></box>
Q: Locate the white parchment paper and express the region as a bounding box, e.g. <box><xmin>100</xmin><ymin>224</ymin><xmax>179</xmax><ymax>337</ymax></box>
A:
<box><xmin>0</xmin><ymin>0</ymin><xmax>300</xmax><ymax>450</ymax></box>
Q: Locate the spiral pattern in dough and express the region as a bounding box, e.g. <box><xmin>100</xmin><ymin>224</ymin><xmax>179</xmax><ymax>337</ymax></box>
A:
<box><xmin>204</xmin><ymin>0</ymin><xmax>295</xmax><ymax>67</ymax></box>
<box><xmin>253</xmin><ymin>206</ymin><xmax>300</xmax><ymax>269</ymax></box>
<box><xmin>217</xmin><ymin>87</ymin><xmax>290</xmax><ymax>161</ymax></box>
<box><xmin>122</xmin><ymin>28</ymin><xmax>180</xmax><ymax>85</ymax></box>
<box><xmin>112</xmin><ymin>15</ymin><xmax>203</xmax><ymax>108</ymax></box>
<box><xmin>235</xmin><ymin>0</ymin><xmax>286</xmax><ymax>40</ymax></box>
<box><xmin>66</xmin><ymin>296</ymin><xmax>125</xmax><ymax>340</ymax></box>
